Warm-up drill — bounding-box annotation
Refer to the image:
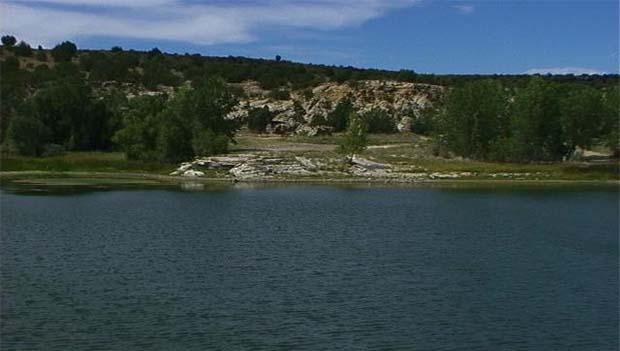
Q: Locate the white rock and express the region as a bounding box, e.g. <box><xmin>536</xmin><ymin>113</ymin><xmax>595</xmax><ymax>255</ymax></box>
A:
<box><xmin>182</xmin><ymin>170</ymin><xmax>205</xmax><ymax>177</ymax></box>
<box><xmin>351</xmin><ymin>156</ymin><xmax>387</xmax><ymax>170</ymax></box>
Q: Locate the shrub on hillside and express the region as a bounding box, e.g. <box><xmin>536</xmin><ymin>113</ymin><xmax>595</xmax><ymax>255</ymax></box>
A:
<box><xmin>247</xmin><ymin>106</ymin><xmax>274</xmax><ymax>133</ymax></box>
<box><xmin>13</xmin><ymin>41</ymin><xmax>33</xmax><ymax>57</ymax></box>
<box><xmin>361</xmin><ymin>108</ymin><xmax>397</xmax><ymax>133</ymax></box>
<box><xmin>269</xmin><ymin>88</ymin><xmax>290</xmax><ymax>100</ymax></box>
<box><xmin>51</xmin><ymin>41</ymin><xmax>78</xmax><ymax>62</ymax></box>
<box><xmin>326</xmin><ymin>99</ymin><xmax>354</xmax><ymax>132</ymax></box>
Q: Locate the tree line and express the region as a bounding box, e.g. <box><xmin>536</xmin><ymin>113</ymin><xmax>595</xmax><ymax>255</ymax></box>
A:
<box><xmin>5</xmin><ymin>74</ymin><xmax>238</xmax><ymax>163</ymax></box>
<box><xmin>2</xmin><ymin>34</ymin><xmax>618</xmax><ymax>91</ymax></box>
<box><xmin>1</xmin><ymin>35</ymin><xmax>618</xmax><ymax>164</ymax></box>
<box><xmin>432</xmin><ymin>78</ymin><xmax>619</xmax><ymax>161</ymax></box>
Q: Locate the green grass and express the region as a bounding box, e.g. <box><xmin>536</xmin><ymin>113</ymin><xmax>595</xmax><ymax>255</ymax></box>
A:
<box><xmin>0</xmin><ymin>152</ymin><xmax>176</xmax><ymax>174</ymax></box>
<box><xmin>363</xmin><ymin>145</ymin><xmax>619</xmax><ymax>180</ymax></box>
<box><xmin>285</xmin><ymin>132</ymin><xmax>419</xmax><ymax>145</ymax></box>
<box><xmin>1</xmin><ymin>140</ymin><xmax>617</xmax><ymax>183</ymax></box>
<box><xmin>233</xmin><ymin>132</ymin><xmax>421</xmax><ymax>148</ymax></box>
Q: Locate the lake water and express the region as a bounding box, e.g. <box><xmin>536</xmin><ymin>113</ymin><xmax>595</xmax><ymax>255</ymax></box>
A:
<box><xmin>1</xmin><ymin>185</ymin><xmax>618</xmax><ymax>350</ymax></box>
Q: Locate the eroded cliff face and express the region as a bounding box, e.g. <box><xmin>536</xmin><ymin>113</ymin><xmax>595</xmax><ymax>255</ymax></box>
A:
<box><xmin>228</xmin><ymin>80</ymin><xmax>445</xmax><ymax>134</ymax></box>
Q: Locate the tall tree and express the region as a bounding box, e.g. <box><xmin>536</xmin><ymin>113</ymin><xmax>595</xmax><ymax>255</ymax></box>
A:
<box><xmin>436</xmin><ymin>80</ymin><xmax>508</xmax><ymax>159</ymax></box>
<box><xmin>510</xmin><ymin>77</ymin><xmax>567</xmax><ymax>161</ymax></box>
<box><xmin>560</xmin><ymin>86</ymin><xmax>604</xmax><ymax>151</ymax></box>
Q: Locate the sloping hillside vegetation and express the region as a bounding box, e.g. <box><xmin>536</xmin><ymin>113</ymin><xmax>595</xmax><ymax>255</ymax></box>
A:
<box><xmin>1</xmin><ymin>35</ymin><xmax>618</xmax><ymax>165</ymax></box>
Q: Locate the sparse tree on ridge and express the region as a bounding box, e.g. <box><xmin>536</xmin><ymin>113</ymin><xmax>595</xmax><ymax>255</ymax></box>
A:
<box><xmin>1</xmin><ymin>35</ymin><xmax>17</xmax><ymax>47</ymax></box>
<box><xmin>51</xmin><ymin>41</ymin><xmax>78</xmax><ymax>62</ymax></box>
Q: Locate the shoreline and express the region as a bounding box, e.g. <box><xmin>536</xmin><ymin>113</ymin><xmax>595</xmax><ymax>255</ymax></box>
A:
<box><xmin>1</xmin><ymin>171</ymin><xmax>618</xmax><ymax>189</ymax></box>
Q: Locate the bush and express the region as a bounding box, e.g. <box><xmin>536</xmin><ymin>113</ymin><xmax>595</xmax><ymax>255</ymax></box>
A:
<box><xmin>142</xmin><ymin>56</ymin><xmax>180</xmax><ymax>88</ymax></box>
<box><xmin>411</xmin><ymin>107</ymin><xmax>437</xmax><ymax>135</ymax></box>
<box><xmin>338</xmin><ymin>112</ymin><xmax>367</xmax><ymax>161</ymax></box>
<box><xmin>36</xmin><ymin>50</ymin><xmax>47</xmax><ymax>62</ymax></box>
<box><xmin>14</xmin><ymin>41</ymin><xmax>33</xmax><ymax>57</ymax></box>
<box><xmin>41</xmin><ymin>143</ymin><xmax>66</xmax><ymax>157</ymax></box>
<box><xmin>51</xmin><ymin>41</ymin><xmax>78</xmax><ymax>62</ymax></box>
<box><xmin>327</xmin><ymin>99</ymin><xmax>354</xmax><ymax>132</ymax></box>
<box><xmin>269</xmin><ymin>88</ymin><xmax>290</xmax><ymax>100</ymax></box>
<box><xmin>7</xmin><ymin>114</ymin><xmax>48</xmax><ymax>156</ymax></box>
<box><xmin>510</xmin><ymin>77</ymin><xmax>567</xmax><ymax>161</ymax></box>
<box><xmin>114</xmin><ymin>78</ymin><xmax>237</xmax><ymax>162</ymax></box>
<box><xmin>302</xmin><ymin>88</ymin><xmax>314</xmax><ymax>100</ymax></box>
<box><xmin>247</xmin><ymin>106</ymin><xmax>273</xmax><ymax>133</ymax></box>
<box><xmin>361</xmin><ymin>108</ymin><xmax>397</xmax><ymax>133</ymax></box>
<box><xmin>436</xmin><ymin>80</ymin><xmax>509</xmax><ymax>160</ymax></box>
<box><xmin>1</xmin><ymin>35</ymin><xmax>16</xmax><ymax>47</ymax></box>
<box><xmin>192</xmin><ymin>129</ymin><xmax>229</xmax><ymax>156</ymax></box>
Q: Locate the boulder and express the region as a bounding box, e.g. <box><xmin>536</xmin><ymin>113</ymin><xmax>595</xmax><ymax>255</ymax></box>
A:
<box><xmin>182</xmin><ymin>170</ymin><xmax>205</xmax><ymax>177</ymax></box>
<box><xmin>351</xmin><ymin>156</ymin><xmax>388</xmax><ymax>170</ymax></box>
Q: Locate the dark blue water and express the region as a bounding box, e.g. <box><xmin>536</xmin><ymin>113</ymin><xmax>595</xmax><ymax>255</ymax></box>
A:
<box><xmin>1</xmin><ymin>186</ymin><xmax>618</xmax><ymax>350</ymax></box>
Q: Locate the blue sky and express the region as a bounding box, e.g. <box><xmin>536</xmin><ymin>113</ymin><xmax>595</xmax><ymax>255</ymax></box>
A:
<box><xmin>3</xmin><ymin>0</ymin><xmax>618</xmax><ymax>74</ymax></box>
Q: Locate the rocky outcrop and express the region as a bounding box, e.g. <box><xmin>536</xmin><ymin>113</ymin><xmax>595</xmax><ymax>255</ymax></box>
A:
<box><xmin>351</xmin><ymin>156</ymin><xmax>387</xmax><ymax>170</ymax></box>
<box><xmin>228</xmin><ymin>80</ymin><xmax>444</xmax><ymax>134</ymax></box>
<box><xmin>171</xmin><ymin>154</ymin><xmax>318</xmax><ymax>180</ymax></box>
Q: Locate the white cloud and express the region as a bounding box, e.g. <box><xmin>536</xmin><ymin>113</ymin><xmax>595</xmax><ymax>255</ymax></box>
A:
<box><xmin>8</xmin><ymin>0</ymin><xmax>172</xmax><ymax>7</ymax></box>
<box><xmin>524</xmin><ymin>67</ymin><xmax>608</xmax><ymax>75</ymax></box>
<box><xmin>2</xmin><ymin>0</ymin><xmax>420</xmax><ymax>46</ymax></box>
<box><xmin>452</xmin><ymin>4</ymin><xmax>474</xmax><ymax>14</ymax></box>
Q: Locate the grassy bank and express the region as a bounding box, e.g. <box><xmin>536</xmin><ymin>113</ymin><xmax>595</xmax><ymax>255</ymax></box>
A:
<box><xmin>0</xmin><ymin>152</ymin><xmax>175</xmax><ymax>174</ymax></box>
<box><xmin>1</xmin><ymin>134</ymin><xmax>618</xmax><ymax>184</ymax></box>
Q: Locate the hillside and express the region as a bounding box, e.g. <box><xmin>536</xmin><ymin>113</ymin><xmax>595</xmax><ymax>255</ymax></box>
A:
<box><xmin>1</xmin><ymin>38</ymin><xmax>618</xmax><ymax>178</ymax></box>
<box><xmin>3</xmin><ymin>41</ymin><xmax>617</xmax><ymax>137</ymax></box>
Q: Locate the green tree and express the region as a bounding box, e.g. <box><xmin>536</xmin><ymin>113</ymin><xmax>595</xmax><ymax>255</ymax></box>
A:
<box><xmin>36</xmin><ymin>49</ymin><xmax>47</xmax><ymax>62</ymax></box>
<box><xmin>247</xmin><ymin>106</ymin><xmax>273</xmax><ymax>133</ymax></box>
<box><xmin>0</xmin><ymin>56</ymin><xmax>27</xmax><ymax>142</ymax></box>
<box><xmin>153</xmin><ymin>80</ymin><xmax>237</xmax><ymax>161</ymax></box>
<box><xmin>142</xmin><ymin>56</ymin><xmax>180</xmax><ymax>89</ymax></box>
<box><xmin>510</xmin><ymin>77</ymin><xmax>567</xmax><ymax>161</ymax></box>
<box><xmin>1</xmin><ymin>35</ymin><xmax>17</xmax><ymax>47</ymax></box>
<box><xmin>269</xmin><ymin>88</ymin><xmax>290</xmax><ymax>100</ymax></box>
<box><xmin>51</xmin><ymin>41</ymin><xmax>78</xmax><ymax>62</ymax></box>
<box><xmin>327</xmin><ymin>98</ymin><xmax>354</xmax><ymax>132</ymax></box>
<box><xmin>112</xmin><ymin>95</ymin><xmax>167</xmax><ymax>160</ymax></box>
<box><xmin>114</xmin><ymin>78</ymin><xmax>237</xmax><ymax>162</ymax></box>
<box><xmin>13</xmin><ymin>41</ymin><xmax>33</xmax><ymax>57</ymax></box>
<box><xmin>338</xmin><ymin>112</ymin><xmax>368</xmax><ymax>162</ymax></box>
<box><xmin>601</xmin><ymin>86</ymin><xmax>619</xmax><ymax>156</ymax></box>
<box><xmin>361</xmin><ymin>108</ymin><xmax>397</xmax><ymax>133</ymax></box>
<box><xmin>156</xmin><ymin>110</ymin><xmax>194</xmax><ymax>162</ymax></box>
<box><xmin>22</xmin><ymin>79</ymin><xmax>116</xmax><ymax>151</ymax></box>
<box><xmin>436</xmin><ymin>80</ymin><xmax>508</xmax><ymax>159</ymax></box>
<box><xmin>28</xmin><ymin>79</ymin><xmax>90</xmax><ymax>148</ymax></box>
<box><xmin>191</xmin><ymin>78</ymin><xmax>238</xmax><ymax>136</ymax></box>
<box><xmin>560</xmin><ymin>86</ymin><xmax>604</xmax><ymax>151</ymax></box>
<box><xmin>6</xmin><ymin>114</ymin><xmax>48</xmax><ymax>156</ymax></box>
<box><xmin>191</xmin><ymin>129</ymin><xmax>230</xmax><ymax>156</ymax></box>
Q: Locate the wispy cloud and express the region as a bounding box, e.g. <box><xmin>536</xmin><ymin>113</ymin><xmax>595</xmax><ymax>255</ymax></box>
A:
<box><xmin>452</xmin><ymin>4</ymin><xmax>474</xmax><ymax>15</ymax></box>
<box><xmin>2</xmin><ymin>0</ymin><xmax>421</xmax><ymax>46</ymax></box>
<box><xmin>524</xmin><ymin>67</ymin><xmax>608</xmax><ymax>75</ymax></box>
